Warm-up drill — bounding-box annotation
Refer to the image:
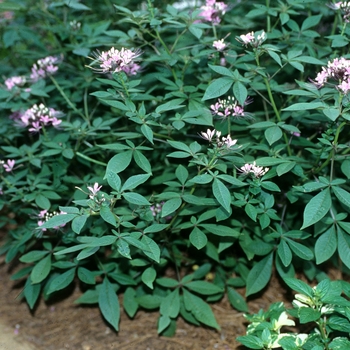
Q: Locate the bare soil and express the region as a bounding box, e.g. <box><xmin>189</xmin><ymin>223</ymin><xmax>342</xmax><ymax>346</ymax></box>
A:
<box><xmin>0</xmin><ymin>253</ymin><xmax>294</xmax><ymax>350</ymax></box>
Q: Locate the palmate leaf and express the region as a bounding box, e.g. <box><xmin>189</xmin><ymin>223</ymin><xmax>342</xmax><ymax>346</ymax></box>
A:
<box><xmin>98</xmin><ymin>278</ymin><xmax>120</xmax><ymax>332</ymax></box>
<box><xmin>246</xmin><ymin>253</ymin><xmax>273</xmax><ymax>297</ymax></box>
<box><xmin>301</xmin><ymin>188</ymin><xmax>331</xmax><ymax>230</ymax></box>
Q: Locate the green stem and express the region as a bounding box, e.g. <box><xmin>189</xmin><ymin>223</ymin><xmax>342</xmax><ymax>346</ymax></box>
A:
<box><xmin>313</xmin><ymin>121</ymin><xmax>347</xmax><ymax>175</ymax></box>
<box><xmin>255</xmin><ymin>54</ymin><xmax>292</xmax><ymax>156</ymax></box>
<box><xmin>76</xmin><ymin>152</ymin><xmax>107</xmax><ymax>166</ymax></box>
<box><xmin>49</xmin><ymin>75</ymin><xmax>87</xmax><ymax>121</ymax></box>
<box><xmin>266</xmin><ymin>0</ymin><xmax>271</xmax><ymax>32</ymax></box>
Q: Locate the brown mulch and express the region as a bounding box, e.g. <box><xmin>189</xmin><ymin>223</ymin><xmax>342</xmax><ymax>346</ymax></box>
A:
<box><xmin>0</xmin><ymin>253</ymin><xmax>293</xmax><ymax>350</ymax></box>
<box><xmin>0</xmin><ymin>220</ymin><xmax>297</xmax><ymax>350</ymax></box>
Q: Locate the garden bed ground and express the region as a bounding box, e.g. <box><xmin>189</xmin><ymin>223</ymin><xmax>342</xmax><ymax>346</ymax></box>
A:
<box><xmin>0</xmin><ymin>238</ymin><xmax>293</xmax><ymax>350</ymax></box>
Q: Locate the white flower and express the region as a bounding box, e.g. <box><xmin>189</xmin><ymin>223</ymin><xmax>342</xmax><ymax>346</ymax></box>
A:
<box><xmin>200</xmin><ymin>129</ymin><xmax>217</xmax><ymax>142</ymax></box>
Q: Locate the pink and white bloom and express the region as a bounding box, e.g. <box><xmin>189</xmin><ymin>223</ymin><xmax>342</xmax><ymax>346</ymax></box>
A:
<box><xmin>90</xmin><ymin>47</ymin><xmax>142</xmax><ymax>75</ymax></box>
<box><xmin>20</xmin><ymin>103</ymin><xmax>63</xmax><ymax>133</ymax></box>
<box><xmin>213</xmin><ymin>39</ymin><xmax>226</xmax><ymax>51</ymax></box>
<box><xmin>4</xmin><ymin>76</ymin><xmax>26</xmax><ymax>90</ymax></box>
<box><xmin>87</xmin><ymin>183</ymin><xmax>102</xmax><ymax>198</ymax></box>
<box><xmin>240</xmin><ymin>161</ymin><xmax>269</xmax><ymax>178</ymax></box>
<box><xmin>2</xmin><ymin>159</ymin><xmax>15</xmax><ymax>172</ymax></box>
<box><xmin>30</xmin><ymin>56</ymin><xmax>60</xmax><ymax>82</ymax></box>
<box><xmin>211</xmin><ymin>96</ymin><xmax>251</xmax><ymax>119</ymax></box>
<box><xmin>237</xmin><ymin>31</ymin><xmax>266</xmax><ymax>47</ymax></box>
<box><xmin>200</xmin><ymin>129</ymin><xmax>217</xmax><ymax>142</ymax></box>
<box><xmin>198</xmin><ymin>0</ymin><xmax>228</xmax><ymax>25</ymax></box>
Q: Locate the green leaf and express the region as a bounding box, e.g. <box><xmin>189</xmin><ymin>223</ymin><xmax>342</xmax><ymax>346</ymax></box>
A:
<box><xmin>338</xmin><ymin>228</ymin><xmax>350</xmax><ymax>269</ymax></box>
<box><xmin>284</xmin><ymin>277</ymin><xmax>314</xmax><ymax>297</ymax></box>
<box><xmin>189</xmin><ymin>227</ymin><xmax>207</xmax><ymax>250</ymax></box>
<box><xmin>161</xmin><ymin>197</ymin><xmax>182</xmax><ymax>217</ymax></box>
<box><xmin>183</xmin><ymin>290</ymin><xmax>220</xmax><ymax>329</ymax></box>
<box><xmin>261</xmin><ymin>181</ymin><xmax>281</xmax><ymax>192</ymax></box>
<box><xmin>277</xmin><ymin>240</ymin><xmax>292</xmax><ymax>267</ymax></box>
<box><xmin>106</xmin><ymin>171</ymin><xmax>121</xmax><ymax>191</ymax></box>
<box><xmin>185</xmin><ymin>280</ymin><xmax>224</xmax><ymax>295</ymax></box>
<box><xmin>212</xmin><ymin>178</ymin><xmax>231</xmax><ymax>212</ymax></box>
<box><xmin>301</xmin><ymin>188</ymin><xmax>331</xmax><ymax>230</ymax></box>
<box><xmin>141</xmin><ymin>124</ymin><xmax>154</xmax><ymax>144</ymax></box>
<box><xmin>77</xmin><ymin>246</ymin><xmax>99</xmax><ymax>260</ymax></box>
<box><xmin>323</xmin><ymin>107</ymin><xmax>340</xmax><ymax>121</ymax></box>
<box><xmin>333</xmin><ymin>186</ymin><xmax>350</xmax><ymax>209</ymax></box>
<box><xmin>246</xmin><ymin>253</ymin><xmax>273</xmax><ymax>297</ymax></box>
<box><xmin>264</xmin><ymin>126</ymin><xmax>283</xmax><ymax>145</ymax></box>
<box><xmin>20</xmin><ymin>250</ymin><xmax>49</xmax><ymax>263</ymax></box>
<box><xmin>200</xmin><ymin>224</ymin><xmax>240</xmax><ymax>238</ymax></box>
<box><xmin>141</xmin><ymin>267</ymin><xmax>157</xmax><ymax>289</ymax></box>
<box><xmin>71</xmin><ymin>214</ymin><xmax>88</xmax><ymax>234</ymax></box>
<box><xmin>175</xmin><ymin>164</ymin><xmax>189</xmax><ymax>185</ymax></box>
<box><xmin>341</xmin><ymin>160</ymin><xmax>350</xmax><ymax>179</ymax></box>
<box><xmin>35</xmin><ymin>193</ymin><xmax>51</xmax><ymax>210</ymax></box>
<box><xmin>31</xmin><ymin>254</ymin><xmax>51</xmax><ymax>284</ymax></box>
<box><xmin>233</xmin><ymin>81</ymin><xmax>247</xmax><ymax>106</ymax></box>
<box><xmin>237</xmin><ymin>335</ymin><xmax>264</xmax><ymax>349</ymax></box>
<box><xmin>301</xmin><ymin>14</ymin><xmax>322</xmax><ymax>31</ymax></box>
<box><xmin>282</xmin><ymin>102</ymin><xmax>324</xmax><ymax>111</ymax></box>
<box><xmin>157</xmin><ymin>314</ymin><xmax>171</xmax><ymax>334</ymax></box>
<box><xmin>315</xmin><ymin>226</ymin><xmax>337</xmax><ymax>264</ymax></box>
<box><xmin>133</xmin><ymin>150</ymin><xmax>152</xmax><ymax>174</ymax></box>
<box><xmin>24</xmin><ymin>277</ymin><xmax>41</xmax><ymax>309</ymax></box>
<box><xmin>286</xmin><ymin>239</ymin><xmax>313</xmax><ymax>260</ymax></box>
<box><xmin>160</xmin><ymin>289</ymin><xmax>180</xmax><ymax>318</ymax></box>
<box><xmin>227</xmin><ymin>287</ymin><xmax>248</xmax><ymax>312</ymax></box>
<box><xmin>276</xmin><ymin>162</ymin><xmax>296</xmax><ymax>176</ymax></box>
<box><xmin>105</xmin><ymin>151</ymin><xmax>132</xmax><ymax>175</ymax></box>
<box><xmin>202</xmin><ymin>77</ymin><xmax>233</xmax><ymax>101</ymax></box>
<box><xmin>136</xmin><ymin>294</ymin><xmax>162</xmax><ymax>309</ymax></box>
<box><xmin>121</xmin><ymin>174</ymin><xmax>151</xmax><ymax>192</ymax></box>
<box><xmin>37</xmin><ymin>213</ymin><xmax>77</xmax><ymax>230</ymax></box>
<box><xmin>141</xmin><ymin>235</ymin><xmax>160</xmax><ymax>263</ymax></box>
<box><xmin>123</xmin><ymin>287</ymin><xmax>138</xmax><ymax>318</ymax></box>
<box><xmin>98</xmin><ymin>278</ymin><xmax>120</xmax><ymax>332</ymax></box>
<box><xmin>299</xmin><ymin>307</ymin><xmax>321</xmax><ymax>323</ymax></box>
<box><xmin>122</xmin><ymin>192</ymin><xmax>151</xmax><ymax>206</ymax></box>
<box><xmin>100</xmin><ymin>206</ymin><xmax>117</xmax><ymax>227</ymax></box>
<box><xmin>77</xmin><ymin>267</ymin><xmax>96</xmax><ymax>285</ymax></box>
<box><xmin>46</xmin><ymin>268</ymin><xmax>75</xmax><ymax>294</ymax></box>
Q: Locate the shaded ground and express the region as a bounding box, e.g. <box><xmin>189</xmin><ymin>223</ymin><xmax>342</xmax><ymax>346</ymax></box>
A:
<box><xmin>0</xmin><ymin>253</ymin><xmax>293</xmax><ymax>350</ymax></box>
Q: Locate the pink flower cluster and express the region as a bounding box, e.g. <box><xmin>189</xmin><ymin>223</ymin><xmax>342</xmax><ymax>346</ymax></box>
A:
<box><xmin>237</xmin><ymin>31</ymin><xmax>267</xmax><ymax>47</ymax></box>
<box><xmin>330</xmin><ymin>1</ymin><xmax>350</xmax><ymax>22</ymax></box>
<box><xmin>200</xmin><ymin>129</ymin><xmax>237</xmax><ymax>148</ymax></box>
<box><xmin>314</xmin><ymin>57</ymin><xmax>350</xmax><ymax>94</ymax></box>
<box><xmin>30</xmin><ymin>56</ymin><xmax>60</xmax><ymax>82</ymax></box>
<box><xmin>0</xmin><ymin>159</ymin><xmax>15</xmax><ymax>172</ymax></box>
<box><xmin>87</xmin><ymin>182</ymin><xmax>102</xmax><ymax>199</ymax></box>
<box><xmin>240</xmin><ymin>161</ymin><xmax>269</xmax><ymax>178</ymax></box>
<box><xmin>199</xmin><ymin>0</ymin><xmax>228</xmax><ymax>25</ymax></box>
<box><xmin>20</xmin><ymin>103</ymin><xmax>62</xmax><ymax>133</ymax></box>
<box><xmin>210</xmin><ymin>96</ymin><xmax>248</xmax><ymax>119</ymax></box>
<box><xmin>4</xmin><ymin>76</ymin><xmax>26</xmax><ymax>90</ymax></box>
<box><xmin>91</xmin><ymin>47</ymin><xmax>141</xmax><ymax>75</ymax></box>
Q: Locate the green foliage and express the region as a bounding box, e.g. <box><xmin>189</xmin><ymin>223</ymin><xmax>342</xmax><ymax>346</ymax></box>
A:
<box><xmin>1</xmin><ymin>0</ymin><xmax>350</xmax><ymax>343</ymax></box>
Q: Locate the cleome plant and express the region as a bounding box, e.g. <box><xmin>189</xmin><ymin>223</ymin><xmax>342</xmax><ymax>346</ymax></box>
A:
<box><xmin>1</xmin><ymin>0</ymin><xmax>350</xmax><ymax>346</ymax></box>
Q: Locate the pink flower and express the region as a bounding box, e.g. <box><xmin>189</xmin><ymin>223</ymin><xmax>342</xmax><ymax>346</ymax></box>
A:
<box><xmin>239</xmin><ymin>161</ymin><xmax>269</xmax><ymax>178</ymax></box>
<box><xmin>213</xmin><ymin>39</ymin><xmax>226</xmax><ymax>51</ymax></box>
<box><xmin>200</xmin><ymin>129</ymin><xmax>217</xmax><ymax>142</ymax></box>
<box><xmin>3</xmin><ymin>159</ymin><xmax>15</xmax><ymax>172</ymax></box>
<box><xmin>238</xmin><ymin>32</ymin><xmax>254</xmax><ymax>45</ymax></box>
<box><xmin>30</xmin><ymin>56</ymin><xmax>60</xmax><ymax>82</ymax></box>
<box><xmin>199</xmin><ymin>0</ymin><xmax>228</xmax><ymax>25</ymax></box>
<box><xmin>4</xmin><ymin>76</ymin><xmax>26</xmax><ymax>90</ymax></box>
<box><xmin>87</xmin><ymin>183</ymin><xmax>102</xmax><ymax>198</ymax></box>
<box><xmin>90</xmin><ymin>47</ymin><xmax>142</xmax><ymax>75</ymax></box>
